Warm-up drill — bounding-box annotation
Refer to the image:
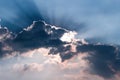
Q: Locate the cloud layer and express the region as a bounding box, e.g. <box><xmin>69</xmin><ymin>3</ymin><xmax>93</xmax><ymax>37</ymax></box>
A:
<box><xmin>0</xmin><ymin>21</ymin><xmax>120</xmax><ymax>80</ymax></box>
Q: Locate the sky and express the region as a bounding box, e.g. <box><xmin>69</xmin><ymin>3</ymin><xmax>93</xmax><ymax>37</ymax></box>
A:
<box><xmin>0</xmin><ymin>0</ymin><xmax>120</xmax><ymax>44</ymax></box>
<box><xmin>0</xmin><ymin>0</ymin><xmax>120</xmax><ymax>80</ymax></box>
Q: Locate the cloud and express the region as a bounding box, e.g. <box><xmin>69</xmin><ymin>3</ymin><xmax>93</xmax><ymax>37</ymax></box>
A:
<box><xmin>13</xmin><ymin>20</ymin><xmax>66</xmax><ymax>50</ymax></box>
<box><xmin>77</xmin><ymin>44</ymin><xmax>120</xmax><ymax>78</ymax></box>
<box><xmin>0</xmin><ymin>50</ymin><xmax>94</xmax><ymax>80</ymax></box>
<box><xmin>0</xmin><ymin>27</ymin><xmax>11</xmax><ymax>41</ymax></box>
<box><xmin>0</xmin><ymin>20</ymin><xmax>120</xmax><ymax>80</ymax></box>
<box><xmin>0</xmin><ymin>50</ymin><xmax>119</xmax><ymax>80</ymax></box>
<box><xmin>0</xmin><ymin>0</ymin><xmax>120</xmax><ymax>79</ymax></box>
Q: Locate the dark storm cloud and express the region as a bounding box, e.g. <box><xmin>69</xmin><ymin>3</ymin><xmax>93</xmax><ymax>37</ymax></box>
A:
<box><xmin>49</xmin><ymin>45</ymin><xmax>76</xmax><ymax>62</ymax></box>
<box><xmin>48</xmin><ymin>42</ymin><xmax>120</xmax><ymax>78</ymax></box>
<box><xmin>48</xmin><ymin>37</ymin><xmax>120</xmax><ymax>78</ymax></box>
<box><xmin>0</xmin><ymin>27</ymin><xmax>13</xmax><ymax>57</ymax></box>
<box><xmin>13</xmin><ymin>21</ymin><xmax>66</xmax><ymax>50</ymax></box>
<box><xmin>0</xmin><ymin>27</ymin><xmax>9</xmax><ymax>40</ymax></box>
<box><xmin>0</xmin><ymin>0</ymin><xmax>120</xmax><ymax>79</ymax></box>
<box><xmin>0</xmin><ymin>42</ymin><xmax>2</xmax><ymax>53</ymax></box>
<box><xmin>0</xmin><ymin>20</ymin><xmax>120</xmax><ymax>79</ymax></box>
<box><xmin>0</xmin><ymin>21</ymin><xmax>67</xmax><ymax>56</ymax></box>
<box><xmin>77</xmin><ymin>44</ymin><xmax>120</xmax><ymax>78</ymax></box>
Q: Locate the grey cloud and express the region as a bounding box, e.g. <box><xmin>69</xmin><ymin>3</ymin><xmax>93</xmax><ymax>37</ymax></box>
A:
<box><xmin>0</xmin><ymin>20</ymin><xmax>73</xmax><ymax>57</ymax></box>
<box><xmin>0</xmin><ymin>20</ymin><xmax>120</xmax><ymax>80</ymax></box>
<box><xmin>13</xmin><ymin>21</ymin><xmax>66</xmax><ymax>52</ymax></box>
<box><xmin>0</xmin><ymin>20</ymin><xmax>69</xmax><ymax>59</ymax></box>
<box><xmin>0</xmin><ymin>27</ymin><xmax>13</xmax><ymax>57</ymax></box>
<box><xmin>77</xmin><ymin>44</ymin><xmax>120</xmax><ymax>78</ymax></box>
<box><xmin>48</xmin><ymin>42</ymin><xmax>120</xmax><ymax>78</ymax></box>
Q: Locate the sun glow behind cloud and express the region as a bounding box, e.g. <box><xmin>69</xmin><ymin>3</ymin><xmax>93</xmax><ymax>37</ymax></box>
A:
<box><xmin>0</xmin><ymin>0</ymin><xmax>120</xmax><ymax>80</ymax></box>
<box><xmin>0</xmin><ymin>21</ymin><xmax>120</xmax><ymax>80</ymax></box>
<box><xmin>33</xmin><ymin>0</ymin><xmax>120</xmax><ymax>44</ymax></box>
<box><xmin>0</xmin><ymin>0</ymin><xmax>120</xmax><ymax>44</ymax></box>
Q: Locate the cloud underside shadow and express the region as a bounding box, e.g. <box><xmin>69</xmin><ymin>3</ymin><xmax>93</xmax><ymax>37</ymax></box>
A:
<box><xmin>0</xmin><ymin>20</ymin><xmax>120</xmax><ymax>80</ymax></box>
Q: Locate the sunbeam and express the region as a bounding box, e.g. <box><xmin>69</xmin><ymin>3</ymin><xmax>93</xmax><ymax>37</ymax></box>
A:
<box><xmin>0</xmin><ymin>1</ymin><xmax>120</xmax><ymax>80</ymax></box>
